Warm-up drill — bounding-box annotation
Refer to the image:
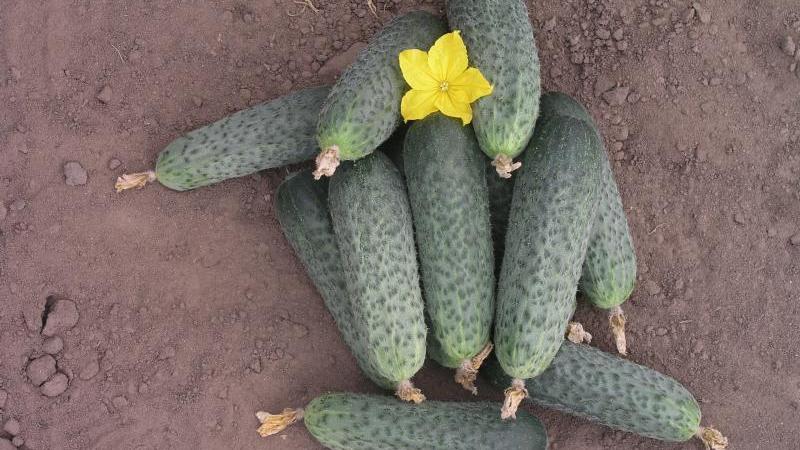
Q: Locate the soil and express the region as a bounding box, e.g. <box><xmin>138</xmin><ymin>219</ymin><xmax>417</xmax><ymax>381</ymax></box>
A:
<box><xmin>1</xmin><ymin>1</ymin><xmax>799</xmax><ymax>449</ymax></box>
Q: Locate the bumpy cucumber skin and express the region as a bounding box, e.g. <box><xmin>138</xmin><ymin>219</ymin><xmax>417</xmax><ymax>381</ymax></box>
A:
<box><xmin>446</xmin><ymin>0</ymin><xmax>541</xmax><ymax>161</ymax></box>
<box><xmin>274</xmin><ymin>170</ymin><xmax>394</xmax><ymax>389</ymax></box>
<box><xmin>328</xmin><ymin>153</ymin><xmax>426</xmax><ymax>386</ymax></box>
<box><xmin>155</xmin><ymin>86</ymin><xmax>329</xmax><ymax>191</ymax></box>
<box><xmin>484</xmin><ymin>342</ymin><xmax>701</xmax><ymax>442</ymax></box>
<box><xmin>494</xmin><ymin>115</ymin><xmax>601</xmax><ymax>380</ymax></box>
<box><xmin>304</xmin><ymin>393</ymin><xmax>548</xmax><ymax>450</ymax></box>
<box><xmin>486</xmin><ymin>160</ymin><xmax>515</xmax><ymax>267</ymax></box>
<box><xmin>316</xmin><ymin>12</ymin><xmax>446</xmax><ymax>161</ymax></box>
<box><xmin>403</xmin><ymin>114</ymin><xmax>494</xmax><ymax>368</ymax></box>
<box><xmin>539</xmin><ymin>93</ymin><xmax>637</xmax><ymax>309</ymax></box>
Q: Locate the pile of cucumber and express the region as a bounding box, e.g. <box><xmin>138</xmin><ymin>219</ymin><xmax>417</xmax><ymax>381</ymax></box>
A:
<box><xmin>117</xmin><ymin>3</ymin><xmax>727</xmax><ymax>450</ymax></box>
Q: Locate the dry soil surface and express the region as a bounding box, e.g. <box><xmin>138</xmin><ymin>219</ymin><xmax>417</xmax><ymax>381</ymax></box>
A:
<box><xmin>1</xmin><ymin>1</ymin><xmax>799</xmax><ymax>449</ymax></box>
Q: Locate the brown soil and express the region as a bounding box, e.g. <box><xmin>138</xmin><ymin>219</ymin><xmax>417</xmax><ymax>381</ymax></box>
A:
<box><xmin>1</xmin><ymin>1</ymin><xmax>798</xmax><ymax>449</ymax></box>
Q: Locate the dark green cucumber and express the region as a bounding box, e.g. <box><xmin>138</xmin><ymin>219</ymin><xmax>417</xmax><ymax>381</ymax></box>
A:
<box><xmin>314</xmin><ymin>12</ymin><xmax>446</xmax><ymax>178</ymax></box>
<box><xmin>494</xmin><ymin>113</ymin><xmax>601</xmax><ymax>417</ymax></box>
<box><xmin>447</xmin><ymin>0</ymin><xmax>541</xmax><ymax>178</ymax></box>
<box><xmin>403</xmin><ymin>114</ymin><xmax>494</xmax><ymax>392</ymax></box>
<box><xmin>328</xmin><ymin>153</ymin><xmax>427</xmax><ymax>401</ymax></box>
<box><xmin>274</xmin><ymin>170</ymin><xmax>392</xmax><ymax>389</ymax></box>
<box><xmin>302</xmin><ymin>393</ymin><xmax>548</xmax><ymax>450</ymax></box>
<box><xmin>484</xmin><ymin>342</ymin><xmax>726</xmax><ymax>447</ymax></box>
<box><xmin>151</xmin><ymin>86</ymin><xmax>330</xmax><ymax>191</ymax></box>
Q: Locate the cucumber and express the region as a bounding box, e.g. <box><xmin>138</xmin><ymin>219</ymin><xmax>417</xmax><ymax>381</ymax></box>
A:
<box><xmin>257</xmin><ymin>393</ymin><xmax>548</xmax><ymax>450</ymax></box>
<box><xmin>403</xmin><ymin>114</ymin><xmax>494</xmax><ymax>393</ymax></box>
<box><xmin>328</xmin><ymin>152</ymin><xmax>427</xmax><ymax>402</ymax></box>
<box><xmin>313</xmin><ymin>12</ymin><xmax>447</xmax><ymax>179</ymax></box>
<box><xmin>540</xmin><ymin>92</ymin><xmax>637</xmax><ymax>355</ymax></box>
<box><xmin>274</xmin><ymin>170</ymin><xmax>393</xmax><ymax>389</ymax></box>
<box><xmin>494</xmin><ymin>113</ymin><xmax>601</xmax><ymax>419</ymax></box>
<box><xmin>446</xmin><ymin>0</ymin><xmax>541</xmax><ymax>179</ymax></box>
<box><xmin>115</xmin><ymin>86</ymin><xmax>330</xmax><ymax>192</ymax></box>
<box><xmin>484</xmin><ymin>342</ymin><xmax>728</xmax><ymax>449</ymax></box>
<box><xmin>486</xmin><ymin>160</ymin><xmax>515</xmax><ymax>268</ymax></box>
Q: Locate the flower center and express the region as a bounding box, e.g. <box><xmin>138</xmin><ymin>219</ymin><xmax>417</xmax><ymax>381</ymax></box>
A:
<box><xmin>439</xmin><ymin>81</ymin><xmax>449</xmax><ymax>92</ymax></box>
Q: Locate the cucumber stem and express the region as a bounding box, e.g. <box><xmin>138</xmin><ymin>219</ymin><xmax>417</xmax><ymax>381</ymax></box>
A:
<box><xmin>609</xmin><ymin>306</ymin><xmax>628</xmax><ymax>355</ymax></box>
<box><xmin>454</xmin><ymin>342</ymin><xmax>494</xmax><ymax>395</ymax></box>
<box><xmin>255</xmin><ymin>407</ymin><xmax>305</xmax><ymax>437</ymax></box>
<box><xmin>566</xmin><ymin>321</ymin><xmax>592</xmax><ymax>344</ymax></box>
<box><xmin>395</xmin><ymin>379</ymin><xmax>426</xmax><ymax>404</ymax></box>
<box><xmin>500</xmin><ymin>378</ymin><xmax>528</xmax><ymax>420</ymax></box>
<box><xmin>696</xmin><ymin>426</ymin><xmax>728</xmax><ymax>449</ymax></box>
<box><xmin>490</xmin><ymin>154</ymin><xmax>522</xmax><ymax>179</ymax></box>
<box><xmin>115</xmin><ymin>170</ymin><xmax>157</xmax><ymax>193</ymax></box>
<box><xmin>313</xmin><ymin>145</ymin><xmax>340</xmax><ymax>179</ymax></box>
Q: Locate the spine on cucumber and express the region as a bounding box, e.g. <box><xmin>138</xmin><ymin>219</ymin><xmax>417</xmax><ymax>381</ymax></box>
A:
<box><xmin>403</xmin><ymin>114</ymin><xmax>495</xmax><ymax>394</ymax></box>
<box><xmin>494</xmin><ymin>113</ymin><xmax>601</xmax><ymax>419</ymax></box>
<box><xmin>313</xmin><ymin>12</ymin><xmax>447</xmax><ymax>179</ymax></box>
<box><xmin>274</xmin><ymin>170</ymin><xmax>393</xmax><ymax>389</ymax></box>
<box><xmin>484</xmin><ymin>342</ymin><xmax>728</xmax><ymax>449</ymax></box>
<box><xmin>540</xmin><ymin>92</ymin><xmax>637</xmax><ymax>355</ymax></box>
<box><xmin>446</xmin><ymin>0</ymin><xmax>541</xmax><ymax>179</ymax></box>
<box><xmin>328</xmin><ymin>153</ymin><xmax>427</xmax><ymax>402</ymax></box>
<box><xmin>257</xmin><ymin>393</ymin><xmax>548</xmax><ymax>450</ymax></box>
<box><xmin>116</xmin><ymin>86</ymin><xmax>330</xmax><ymax>192</ymax></box>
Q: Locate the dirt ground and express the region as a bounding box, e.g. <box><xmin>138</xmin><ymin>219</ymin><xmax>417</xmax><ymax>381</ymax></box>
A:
<box><xmin>0</xmin><ymin>0</ymin><xmax>798</xmax><ymax>449</ymax></box>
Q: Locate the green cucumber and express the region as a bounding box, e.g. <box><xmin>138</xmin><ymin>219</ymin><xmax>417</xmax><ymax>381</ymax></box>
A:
<box><xmin>446</xmin><ymin>0</ymin><xmax>541</xmax><ymax>178</ymax></box>
<box><xmin>494</xmin><ymin>113</ymin><xmax>601</xmax><ymax>418</ymax></box>
<box><xmin>313</xmin><ymin>12</ymin><xmax>447</xmax><ymax>178</ymax></box>
<box><xmin>274</xmin><ymin>170</ymin><xmax>392</xmax><ymax>389</ymax></box>
<box><xmin>484</xmin><ymin>342</ymin><xmax>727</xmax><ymax>448</ymax></box>
<box><xmin>540</xmin><ymin>92</ymin><xmax>637</xmax><ymax>355</ymax></box>
<box><xmin>403</xmin><ymin>114</ymin><xmax>494</xmax><ymax>393</ymax></box>
<box><xmin>486</xmin><ymin>160</ymin><xmax>515</xmax><ymax>268</ymax></box>
<box><xmin>328</xmin><ymin>153</ymin><xmax>427</xmax><ymax>402</ymax></box>
<box><xmin>257</xmin><ymin>393</ymin><xmax>548</xmax><ymax>450</ymax></box>
<box><xmin>116</xmin><ymin>86</ymin><xmax>330</xmax><ymax>192</ymax></box>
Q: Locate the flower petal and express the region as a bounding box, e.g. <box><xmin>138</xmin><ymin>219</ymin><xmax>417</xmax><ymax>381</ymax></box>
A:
<box><xmin>434</xmin><ymin>91</ymin><xmax>473</xmax><ymax>125</ymax></box>
<box><xmin>401</xmin><ymin>89</ymin><xmax>439</xmax><ymax>122</ymax></box>
<box><xmin>450</xmin><ymin>67</ymin><xmax>494</xmax><ymax>103</ymax></box>
<box><xmin>428</xmin><ymin>31</ymin><xmax>469</xmax><ymax>82</ymax></box>
<box><xmin>399</xmin><ymin>49</ymin><xmax>439</xmax><ymax>90</ymax></box>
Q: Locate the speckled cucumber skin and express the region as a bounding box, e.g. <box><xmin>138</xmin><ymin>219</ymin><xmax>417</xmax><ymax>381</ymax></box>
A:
<box><xmin>304</xmin><ymin>393</ymin><xmax>548</xmax><ymax>450</ymax></box>
<box><xmin>316</xmin><ymin>12</ymin><xmax>446</xmax><ymax>161</ymax></box>
<box><xmin>446</xmin><ymin>0</ymin><xmax>541</xmax><ymax>162</ymax></box>
<box><xmin>155</xmin><ymin>86</ymin><xmax>329</xmax><ymax>191</ymax></box>
<box><xmin>494</xmin><ymin>114</ymin><xmax>601</xmax><ymax>380</ymax></box>
<box><xmin>328</xmin><ymin>153</ymin><xmax>426</xmax><ymax>386</ymax></box>
<box><xmin>274</xmin><ymin>170</ymin><xmax>394</xmax><ymax>389</ymax></box>
<box><xmin>484</xmin><ymin>342</ymin><xmax>701</xmax><ymax>442</ymax></box>
<box><xmin>403</xmin><ymin>114</ymin><xmax>494</xmax><ymax>368</ymax></box>
<box><xmin>539</xmin><ymin>93</ymin><xmax>637</xmax><ymax>309</ymax></box>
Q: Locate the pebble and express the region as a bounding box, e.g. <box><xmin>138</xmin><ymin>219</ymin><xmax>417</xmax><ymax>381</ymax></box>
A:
<box><xmin>26</xmin><ymin>355</ymin><xmax>57</xmax><ymax>386</ymax></box>
<box><xmin>11</xmin><ymin>437</ymin><xmax>22</xmax><ymax>448</ymax></box>
<box><xmin>611</xmin><ymin>125</ymin><xmax>630</xmax><ymax>141</ymax></box>
<box><xmin>543</xmin><ymin>17</ymin><xmax>557</xmax><ymax>32</ymax></box>
<box><xmin>112</xmin><ymin>396</ymin><xmax>129</xmax><ymax>408</ymax></box>
<box><xmin>692</xmin><ymin>2</ymin><xmax>711</xmax><ymax>24</ymax></box>
<box><xmin>613</xmin><ymin>29</ymin><xmax>624</xmax><ymax>41</ymax></box>
<box><xmin>549</xmin><ymin>67</ymin><xmax>562</xmax><ymax>78</ymax></box>
<box><xmin>614</xmin><ymin>150</ymin><xmax>627</xmax><ymax>161</ymax></box>
<box><xmin>733</xmin><ymin>213</ymin><xmax>746</xmax><ymax>225</ymax></box>
<box><xmin>9</xmin><ymin>199</ymin><xmax>26</xmax><ymax>212</ymax></box>
<box><xmin>616</xmin><ymin>41</ymin><xmax>628</xmax><ymax>51</ymax></box>
<box><xmin>0</xmin><ymin>389</ymin><xmax>7</xmax><ymax>408</ymax></box>
<box><xmin>128</xmin><ymin>50</ymin><xmax>141</xmax><ymax>63</ymax></box>
<box><xmin>594</xmin><ymin>76</ymin><xmax>615</xmax><ymax>97</ymax></box>
<box><xmin>656</xmin><ymin>327</ymin><xmax>669</xmax><ymax>336</ymax></box>
<box><xmin>612</xmin><ymin>141</ymin><xmax>624</xmax><ymax>152</ymax></box>
<box><xmin>222</xmin><ymin>10</ymin><xmax>234</xmax><ymax>22</ymax></box>
<box><xmin>42</xmin><ymin>336</ymin><xmax>64</xmax><ymax>354</ymax></box>
<box><xmin>108</xmin><ymin>158</ymin><xmax>121</xmax><ymax>170</ymax></box>
<box><xmin>42</xmin><ymin>299</ymin><xmax>79</xmax><ymax>336</ymax></box>
<box><xmin>790</xmin><ymin>233</ymin><xmax>800</xmax><ymax>246</ymax></box>
<box><xmin>96</xmin><ymin>85</ymin><xmax>113</xmax><ymax>104</ymax></box>
<box><xmin>192</xmin><ymin>96</ymin><xmax>203</xmax><ymax>108</ymax></box>
<box><xmin>602</xmin><ymin>86</ymin><xmax>630</xmax><ymax>106</ymax></box>
<box><xmin>249</xmin><ymin>357</ymin><xmax>262</xmax><ymax>373</ymax></box>
<box><xmin>782</xmin><ymin>35</ymin><xmax>796</xmax><ymax>57</ymax></box>
<box><xmin>596</xmin><ymin>28</ymin><xmax>611</xmax><ymax>39</ymax></box>
<box><xmin>239</xmin><ymin>88</ymin><xmax>252</xmax><ymax>101</ymax></box>
<box><xmin>645</xmin><ymin>280</ymin><xmax>662</xmax><ymax>295</ymax></box>
<box><xmin>2</xmin><ymin>418</ymin><xmax>20</xmax><ymax>436</ymax></box>
<box><xmin>63</xmin><ymin>161</ymin><xmax>88</xmax><ymax>186</ymax></box>
<box><xmin>41</xmin><ymin>372</ymin><xmax>69</xmax><ymax>397</ymax></box>
<box><xmin>79</xmin><ymin>359</ymin><xmax>100</xmax><ymax>380</ymax></box>
<box><xmin>0</xmin><ymin>439</ymin><xmax>14</xmax><ymax>450</ymax></box>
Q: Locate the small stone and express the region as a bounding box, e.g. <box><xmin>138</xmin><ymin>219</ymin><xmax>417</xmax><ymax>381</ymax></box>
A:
<box><xmin>2</xmin><ymin>418</ymin><xmax>20</xmax><ymax>436</ymax></box>
<box><xmin>192</xmin><ymin>96</ymin><xmax>203</xmax><ymax>107</ymax></box>
<box><xmin>692</xmin><ymin>2</ymin><xmax>711</xmax><ymax>24</ymax></box>
<box><xmin>42</xmin><ymin>336</ymin><xmax>64</xmax><ymax>354</ymax></box>
<box><xmin>570</xmin><ymin>53</ymin><xmax>584</xmax><ymax>65</ymax></box>
<box><xmin>128</xmin><ymin>50</ymin><xmax>141</xmax><ymax>63</ymax></box>
<box><xmin>613</xmin><ymin>150</ymin><xmax>627</xmax><ymax>161</ymax></box>
<box><xmin>249</xmin><ymin>357</ymin><xmax>262</xmax><ymax>373</ymax></box>
<box><xmin>594</xmin><ymin>75</ymin><xmax>616</xmax><ymax>97</ymax></box>
<box><xmin>612</xmin><ymin>141</ymin><xmax>624</xmax><ymax>152</ymax></box>
<box><xmin>0</xmin><ymin>439</ymin><xmax>14</xmax><ymax>450</ymax></box>
<box><xmin>790</xmin><ymin>233</ymin><xmax>800</xmax><ymax>246</ymax></box>
<box><xmin>616</xmin><ymin>41</ymin><xmax>628</xmax><ymax>51</ymax></box>
<box><xmin>0</xmin><ymin>389</ymin><xmax>7</xmax><ymax>408</ymax></box>
<box><xmin>549</xmin><ymin>67</ymin><xmax>562</xmax><ymax>78</ymax></box>
<box><xmin>645</xmin><ymin>280</ymin><xmax>662</xmax><ymax>295</ymax></box>
<box><xmin>63</xmin><ymin>161</ymin><xmax>88</xmax><ymax>186</ymax></box>
<box><xmin>15</xmin><ymin>123</ymin><xmax>26</xmax><ymax>133</ymax></box>
<box><xmin>596</xmin><ymin>28</ymin><xmax>611</xmax><ymax>39</ymax></box>
<box><xmin>611</xmin><ymin>125</ymin><xmax>630</xmax><ymax>141</ymax></box>
<box><xmin>239</xmin><ymin>88</ymin><xmax>252</xmax><ymax>101</ymax></box>
<box><xmin>700</xmin><ymin>102</ymin><xmax>715</xmax><ymax>113</ymax></box>
<box><xmin>9</xmin><ymin>199</ymin><xmax>26</xmax><ymax>212</ymax></box>
<box><xmin>222</xmin><ymin>10</ymin><xmax>234</xmax><ymax>22</ymax></box>
<box><xmin>782</xmin><ymin>35</ymin><xmax>796</xmax><ymax>57</ymax></box>
<box><xmin>733</xmin><ymin>213</ymin><xmax>746</xmax><ymax>225</ymax></box>
<box><xmin>138</xmin><ymin>383</ymin><xmax>150</xmax><ymax>394</ymax></box>
<box><xmin>602</xmin><ymin>86</ymin><xmax>630</xmax><ymax>106</ymax></box>
<box><xmin>612</xmin><ymin>29</ymin><xmax>624</xmax><ymax>41</ymax></box>
<box><xmin>767</xmin><ymin>227</ymin><xmax>777</xmax><ymax>237</ymax></box>
<box><xmin>158</xmin><ymin>346</ymin><xmax>176</xmax><ymax>360</ymax></box>
<box><xmin>683</xmin><ymin>8</ymin><xmax>696</xmax><ymax>23</ymax></box>
<box><xmin>79</xmin><ymin>359</ymin><xmax>100</xmax><ymax>380</ymax></box>
<box><xmin>243</xmin><ymin>13</ymin><xmax>254</xmax><ymax>23</ymax></box>
<box><xmin>42</xmin><ymin>298</ymin><xmax>79</xmax><ymax>336</ymax></box>
<box><xmin>10</xmin><ymin>437</ymin><xmax>22</xmax><ymax>448</ymax></box>
<box><xmin>40</xmin><ymin>373</ymin><xmax>69</xmax><ymax>397</ymax></box>
<box><xmin>27</xmin><ymin>355</ymin><xmax>57</xmax><ymax>386</ymax></box>
<box><xmin>96</xmin><ymin>85</ymin><xmax>113</xmax><ymax>104</ymax></box>
<box><xmin>543</xmin><ymin>16</ymin><xmax>557</xmax><ymax>32</ymax></box>
<box><xmin>627</xmin><ymin>91</ymin><xmax>641</xmax><ymax>103</ymax></box>
<box><xmin>112</xmin><ymin>396</ymin><xmax>129</xmax><ymax>408</ymax></box>
<box><xmin>108</xmin><ymin>158</ymin><xmax>121</xmax><ymax>170</ymax></box>
<box><xmin>656</xmin><ymin>327</ymin><xmax>669</xmax><ymax>336</ymax></box>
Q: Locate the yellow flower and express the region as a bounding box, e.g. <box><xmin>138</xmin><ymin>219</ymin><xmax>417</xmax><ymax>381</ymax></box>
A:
<box><xmin>399</xmin><ymin>31</ymin><xmax>492</xmax><ymax>125</ymax></box>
